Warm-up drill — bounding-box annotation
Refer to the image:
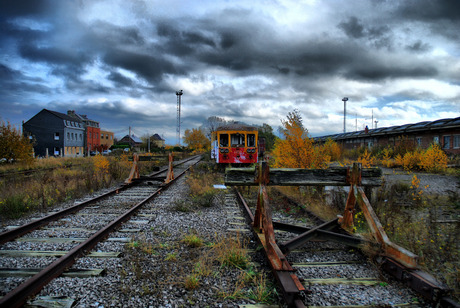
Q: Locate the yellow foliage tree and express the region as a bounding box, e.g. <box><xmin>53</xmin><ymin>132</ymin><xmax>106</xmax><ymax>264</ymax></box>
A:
<box><xmin>321</xmin><ymin>138</ymin><xmax>342</xmax><ymax>161</ymax></box>
<box><xmin>93</xmin><ymin>154</ymin><xmax>110</xmax><ymax>174</ymax></box>
<box><xmin>0</xmin><ymin>121</ymin><xmax>34</xmax><ymax>164</ymax></box>
<box><xmin>357</xmin><ymin>149</ymin><xmax>376</xmax><ymax>168</ymax></box>
<box><xmin>419</xmin><ymin>144</ymin><xmax>448</xmax><ymax>172</ymax></box>
<box><xmin>272</xmin><ymin>110</ymin><xmax>329</xmax><ymax>168</ymax></box>
<box><xmin>183</xmin><ymin>128</ymin><xmax>210</xmax><ymax>152</ymax></box>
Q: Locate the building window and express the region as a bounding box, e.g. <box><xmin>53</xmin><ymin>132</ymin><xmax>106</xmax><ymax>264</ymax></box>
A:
<box><xmin>443</xmin><ymin>135</ymin><xmax>451</xmax><ymax>149</ymax></box>
<box><xmin>54</xmin><ymin>132</ymin><xmax>59</xmax><ymax>140</ymax></box>
<box><xmin>454</xmin><ymin>135</ymin><xmax>460</xmax><ymax>149</ymax></box>
<box><xmin>67</xmin><ymin>132</ymin><xmax>70</xmax><ymax>140</ymax></box>
<box><xmin>416</xmin><ymin>137</ymin><xmax>422</xmax><ymax>146</ymax></box>
<box><xmin>89</xmin><ymin>132</ymin><xmax>92</xmax><ymax>138</ymax></box>
<box><xmin>433</xmin><ymin>136</ymin><xmax>439</xmax><ymax>144</ymax></box>
<box><xmin>80</xmin><ymin>134</ymin><xmax>83</xmax><ymax>140</ymax></box>
<box><xmin>106</xmin><ymin>135</ymin><xmax>109</xmax><ymax>139</ymax></box>
<box><xmin>101</xmin><ymin>133</ymin><xmax>104</xmax><ymax>138</ymax></box>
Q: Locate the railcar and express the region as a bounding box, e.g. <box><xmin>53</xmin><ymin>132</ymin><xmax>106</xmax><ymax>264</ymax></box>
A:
<box><xmin>211</xmin><ymin>124</ymin><xmax>259</xmax><ymax>164</ymax></box>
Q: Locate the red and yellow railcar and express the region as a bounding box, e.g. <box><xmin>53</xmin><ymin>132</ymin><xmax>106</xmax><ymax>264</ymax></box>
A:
<box><xmin>211</xmin><ymin>124</ymin><xmax>259</xmax><ymax>164</ymax></box>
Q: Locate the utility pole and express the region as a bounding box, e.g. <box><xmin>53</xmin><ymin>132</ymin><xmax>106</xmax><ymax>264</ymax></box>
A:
<box><xmin>342</xmin><ymin>97</ymin><xmax>348</xmax><ymax>133</ymax></box>
<box><xmin>176</xmin><ymin>90</ymin><xmax>183</xmax><ymax>146</ymax></box>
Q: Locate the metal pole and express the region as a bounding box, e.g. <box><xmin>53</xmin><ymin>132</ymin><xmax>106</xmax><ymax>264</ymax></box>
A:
<box><xmin>342</xmin><ymin>97</ymin><xmax>348</xmax><ymax>133</ymax></box>
<box><xmin>176</xmin><ymin>90</ymin><xmax>183</xmax><ymax>146</ymax></box>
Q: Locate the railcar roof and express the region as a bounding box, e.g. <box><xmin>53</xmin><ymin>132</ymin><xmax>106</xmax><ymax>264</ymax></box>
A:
<box><xmin>215</xmin><ymin>124</ymin><xmax>258</xmax><ymax>131</ymax></box>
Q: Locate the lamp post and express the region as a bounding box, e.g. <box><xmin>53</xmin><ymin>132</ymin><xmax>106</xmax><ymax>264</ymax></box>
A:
<box><xmin>342</xmin><ymin>97</ymin><xmax>348</xmax><ymax>133</ymax></box>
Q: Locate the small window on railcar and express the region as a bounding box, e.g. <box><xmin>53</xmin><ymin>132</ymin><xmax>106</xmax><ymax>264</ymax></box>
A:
<box><xmin>247</xmin><ymin>134</ymin><xmax>256</xmax><ymax>147</ymax></box>
<box><xmin>219</xmin><ymin>134</ymin><xmax>229</xmax><ymax>147</ymax></box>
<box><xmin>231</xmin><ymin>133</ymin><xmax>245</xmax><ymax>147</ymax></box>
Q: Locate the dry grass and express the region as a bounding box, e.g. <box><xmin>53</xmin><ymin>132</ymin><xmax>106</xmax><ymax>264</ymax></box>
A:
<box><xmin>0</xmin><ymin>155</ymin><xmax>160</xmax><ymax>219</ymax></box>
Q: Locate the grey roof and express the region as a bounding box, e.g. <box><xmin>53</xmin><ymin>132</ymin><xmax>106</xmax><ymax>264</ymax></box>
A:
<box><xmin>44</xmin><ymin>109</ymin><xmax>83</xmax><ymax>123</ymax></box>
<box><xmin>314</xmin><ymin>116</ymin><xmax>460</xmax><ymax>141</ymax></box>
<box><xmin>122</xmin><ymin>134</ymin><xmax>142</xmax><ymax>143</ymax></box>
<box><xmin>152</xmin><ymin>134</ymin><xmax>164</xmax><ymax>141</ymax></box>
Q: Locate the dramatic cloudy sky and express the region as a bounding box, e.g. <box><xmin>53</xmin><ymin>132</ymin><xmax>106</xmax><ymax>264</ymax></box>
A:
<box><xmin>1</xmin><ymin>0</ymin><xmax>459</xmax><ymax>144</ymax></box>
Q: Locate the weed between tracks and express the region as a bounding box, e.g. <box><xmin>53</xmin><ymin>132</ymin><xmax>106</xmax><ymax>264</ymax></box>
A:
<box><xmin>120</xmin><ymin>232</ymin><xmax>277</xmax><ymax>305</ymax></box>
<box><xmin>119</xmin><ymin>162</ymin><xmax>278</xmax><ymax>305</ymax></box>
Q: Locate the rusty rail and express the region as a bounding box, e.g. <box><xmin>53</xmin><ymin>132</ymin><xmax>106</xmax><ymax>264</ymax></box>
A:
<box><xmin>0</xmin><ymin>156</ymin><xmax>201</xmax><ymax>308</ymax></box>
<box><xmin>235</xmin><ymin>162</ymin><xmax>306</xmax><ymax>308</ymax></box>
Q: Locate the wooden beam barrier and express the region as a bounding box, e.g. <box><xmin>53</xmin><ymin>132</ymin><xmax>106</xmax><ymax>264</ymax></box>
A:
<box><xmin>225</xmin><ymin>166</ymin><xmax>382</xmax><ymax>187</ymax></box>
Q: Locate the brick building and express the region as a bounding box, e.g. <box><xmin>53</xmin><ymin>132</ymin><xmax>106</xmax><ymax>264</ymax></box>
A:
<box><xmin>314</xmin><ymin>117</ymin><xmax>460</xmax><ymax>155</ymax></box>
<box><xmin>67</xmin><ymin>110</ymin><xmax>100</xmax><ymax>154</ymax></box>
<box><xmin>100</xmin><ymin>130</ymin><xmax>114</xmax><ymax>150</ymax></box>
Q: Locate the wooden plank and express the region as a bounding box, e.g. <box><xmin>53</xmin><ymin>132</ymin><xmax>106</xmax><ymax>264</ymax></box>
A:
<box><xmin>225</xmin><ymin>167</ymin><xmax>382</xmax><ymax>187</ymax></box>
<box><xmin>0</xmin><ymin>268</ymin><xmax>105</xmax><ymax>278</ymax></box>
<box><xmin>25</xmin><ymin>296</ymin><xmax>75</xmax><ymax>308</ymax></box>
<box><xmin>293</xmin><ymin>261</ymin><xmax>363</xmax><ymax>267</ymax></box>
<box><xmin>303</xmin><ymin>277</ymin><xmax>381</xmax><ymax>286</ymax></box>
<box><xmin>0</xmin><ymin>250</ymin><xmax>120</xmax><ymax>258</ymax></box>
<box><xmin>16</xmin><ymin>237</ymin><xmax>131</xmax><ymax>243</ymax></box>
<box><xmin>307</xmin><ymin>304</ymin><xmax>417</xmax><ymax>308</ymax></box>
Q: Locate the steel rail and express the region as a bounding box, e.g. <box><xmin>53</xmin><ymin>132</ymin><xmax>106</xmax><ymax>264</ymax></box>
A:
<box><xmin>0</xmin><ymin>165</ymin><xmax>164</xmax><ymax>245</ymax></box>
<box><xmin>234</xmin><ymin>189</ymin><xmax>306</xmax><ymax>308</ymax></box>
<box><xmin>0</xmin><ymin>155</ymin><xmax>199</xmax><ymax>245</ymax></box>
<box><xmin>0</xmin><ymin>155</ymin><xmax>201</xmax><ymax>308</ymax></box>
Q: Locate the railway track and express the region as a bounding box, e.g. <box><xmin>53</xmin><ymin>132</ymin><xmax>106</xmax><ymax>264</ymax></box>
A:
<box><xmin>0</xmin><ymin>155</ymin><xmax>201</xmax><ymax>308</ymax></box>
<box><xmin>0</xmin><ymin>159</ymin><xmax>457</xmax><ymax>307</ymax></box>
<box><xmin>235</xmin><ymin>187</ymin><xmax>431</xmax><ymax>307</ymax></box>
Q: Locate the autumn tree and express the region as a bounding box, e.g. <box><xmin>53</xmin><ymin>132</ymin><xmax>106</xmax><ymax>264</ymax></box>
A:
<box><xmin>258</xmin><ymin>123</ymin><xmax>277</xmax><ymax>152</ymax></box>
<box><xmin>0</xmin><ymin>121</ymin><xmax>34</xmax><ymax>164</ymax></box>
<box><xmin>202</xmin><ymin>116</ymin><xmax>228</xmax><ymax>140</ymax></box>
<box><xmin>183</xmin><ymin>128</ymin><xmax>210</xmax><ymax>152</ymax></box>
<box><xmin>272</xmin><ymin>110</ymin><xmax>329</xmax><ymax>168</ymax></box>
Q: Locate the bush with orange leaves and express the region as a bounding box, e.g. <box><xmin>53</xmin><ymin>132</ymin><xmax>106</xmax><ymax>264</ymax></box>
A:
<box><xmin>419</xmin><ymin>144</ymin><xmax>448</xmax><ymax>172</ymax></box>
<box><xmin>93</xmin><ymin>154</ymin><xmax>110</xmax><ymax>174</ymax></box>
<box><xmin>322</xmin><ymin>138</ymin><xmax>342</xmax><ymax>161</ymax></box>
<box><xmin>357</xmin><ymin>149</ymin><xmax>376</xmax><ymax>168</ymax></box>
<box><xmin>272</xmin><ymin>110</ymin><xmax>330</xmax><ymax>169</ymax></box>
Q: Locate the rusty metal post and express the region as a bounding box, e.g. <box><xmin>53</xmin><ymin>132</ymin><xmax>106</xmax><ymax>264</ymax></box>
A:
<box><xmin>125</xmin><ymin>153</ymin><xmax>140</xmax><ymax>184</ymax></box>
<box><xmin>164</xmin><ymin>152</ymin><xmax>175</xmax><ymax>183</ymax></box>
<box><xmin>339</xmin><ymin>163</ymin><xmax>361</xmax><ymax>230</ymax></box>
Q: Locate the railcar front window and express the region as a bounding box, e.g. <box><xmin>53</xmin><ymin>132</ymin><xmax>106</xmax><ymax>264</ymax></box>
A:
<box><xmin>247</xmin><ymin>134</ymin><xmax>256</xmax><ymax>147</ymax></box>
<box><xmin>231</xmin><ymin>134</ymin><xmax>245</xmax><ymax>147</ymax></box>
<box><xmin>219</xmin><ymin>134</ymin><xmax>229</xmax><ymax>147</ymax></box>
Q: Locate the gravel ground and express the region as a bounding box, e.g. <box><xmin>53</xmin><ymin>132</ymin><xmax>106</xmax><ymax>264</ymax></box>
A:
<box><xmin>381</xmin><ymin>167</ymin><xmax>459</xmax><ymax>195</ymax></box>
<box><xmin>21</xmin><ymin>176</ymin><xmax>282</xmax><ymax>307</ymax></box>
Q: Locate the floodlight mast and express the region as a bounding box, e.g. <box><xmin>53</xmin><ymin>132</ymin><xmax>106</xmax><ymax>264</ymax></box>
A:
<box><xmin>176</xmin><ymin>90</ymin><xmax>183</xmax><ymax>146</ymax></box>
<box><xmin>342</xmin><ymin>97</ymin><xmax>348</xmax><ymax>133</ymax></box>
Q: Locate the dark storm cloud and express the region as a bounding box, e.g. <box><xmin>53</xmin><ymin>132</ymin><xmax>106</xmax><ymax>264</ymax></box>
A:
<box><xmin>92</xmin><ymin>21</ymin><xmax>145</xmax><ymax>46</ymax></box>
<box><xmin>398</xmin><ymin>0</ymin><xmax>460</xmax><ymax>22</ymax></box>
<box><xmin>345</xmin><ymin>64</ymin><xmax>438</xmax><ymax>81</ymax></box>
<box><xmin>19</xmin><ymin>43</ymin><xmax>91</xmax><ymax>67</ymax></box>
<box><xmin>406</xmin><ymin>40</ymin><xmax>432</xmax><ymax>52</ymax></box>
<box><xmin>0</xmin><ymin>0</ymin><xmax>52</xmax><ymax>18</ymax></box>
<box><xmin>108</xmin><ymin>72</ymin><xmax>134</xmax><ymax>87</ymax></box>
<box><xmin>338</xmin><ymin>17</ymin><xmax>365</xmax><ymax>38</ymax></box>
<box><xmin>103</xmin><ymin>49</ymin><xmax>179</xmax><ymax>83</ymax></box>
<box><xmin>0</xmin><ymin>64</ymin><xmax>52</xmax><ymax>96</ymax></box>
